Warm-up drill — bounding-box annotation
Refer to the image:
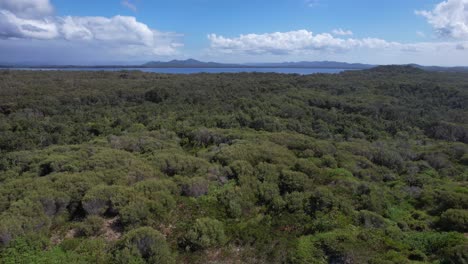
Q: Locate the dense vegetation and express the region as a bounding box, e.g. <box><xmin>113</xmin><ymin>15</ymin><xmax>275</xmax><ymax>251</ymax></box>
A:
<box><xmin>0</xmin><ymin>66</ymin><xmax>467</xmax><ymax>263</ymax></box>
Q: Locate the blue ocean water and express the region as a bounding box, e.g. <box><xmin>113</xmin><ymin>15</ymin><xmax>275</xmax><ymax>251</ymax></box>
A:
<box><xmin>11</xmin><ymin>67</ymin><xmax>351</xmax><ymax>74</ymax></box>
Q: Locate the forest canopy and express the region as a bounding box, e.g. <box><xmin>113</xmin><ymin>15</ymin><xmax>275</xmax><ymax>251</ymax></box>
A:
<box><xmin>0</xmin><ymin>67</ymin><xmax>467</xmax><ymax>263</ymax></box>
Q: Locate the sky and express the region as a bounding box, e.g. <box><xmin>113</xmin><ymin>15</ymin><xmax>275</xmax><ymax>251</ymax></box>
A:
<box><xmin>0</xmin><ymin>0</ymin><xmax>468</xmax><ymax>65</ymax></box>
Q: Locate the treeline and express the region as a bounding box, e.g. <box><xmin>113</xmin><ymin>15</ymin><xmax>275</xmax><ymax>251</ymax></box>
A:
<box><xmin>0</xmin><ymin>67</ymin><xmax>466</xmax><ymax>263</ymax></box>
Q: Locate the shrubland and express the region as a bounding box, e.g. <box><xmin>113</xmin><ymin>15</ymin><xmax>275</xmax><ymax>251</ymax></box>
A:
<box><xmin>0</xmin><ymin>66</ymin><xmax>467</xmax><ymax>263</ymax></box>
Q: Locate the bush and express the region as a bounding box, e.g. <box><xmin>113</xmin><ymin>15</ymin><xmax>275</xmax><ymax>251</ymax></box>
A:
<box><xmin>0</xmin><ymin>199</ymin><xmax>51</xmax><ymax>246</ymax></box>
<box><xmin>181</xmin><ymin>177</ymin><xmax>210</xmax><ymax>198</ymax></box>
<box><xmin>254</xmin><ymin>162</ymin><xmax>280</xmax><ymax>183</ymax></box>
<box><xmin>82</xmin><ymin>185</ymin><xmax>133</xmax><ymax>216</ymax></box>
<box><xmin>216</xmin><ymin>184</ymin><xmax>248</xmax><ymax>218</ymax></box>
<box><xmin>134</xmin><ymin>179</ymin><xmax>179</xmax><ymax>196</ymax></box>
<box><xmin>442</xmin><ymin>243</ymin><xmax>468</xmax><ymax>264</ymax></box>
<box><xmin>290</xmin><ymin>235</ymin><xmax>327</xmax><ymax>264</ymax></box>
<box><xmin>358</xmin><ymin>210</ymin><xmax>388</xmax><ymax>229</ymax></box>
<box><xmin>279</xmin><ymin>170</ymin><xmax>308</xmax><ymax>194</ymax></box>
<box><xmin>78</xmin><ymin>215</ymin><xmax>105</xmax><ymax>237</ymax></box>
<box><xmin>460</xmin><ymin>153</ymin><xmax>468</xmax><ymax>166</ymax></box>
<box><xmin>119</xmin><ymin>198</ymin><xmax>169</xmax><ymax>229</ymax></box>
<box><xmin>0</xmin><ymin>235</ymin><xmax>83</xmax><ymax>264</ymax></box>
<box><xmin>229</xmin><ymin>160</ymin><xmax>254</xmax><ymax>180</ymax></box>
<box><xmin>152</xmin><ymin>153</ymin><xmax>210</xmax><ymax>177</ymax></box>
<box><xmin>306</xmin><ymin>187</ymin><xmax>337</xmax><ymax>216</ymax></box>
<box><xmin>284</xmin><ymin>192</ymin><xmax>307</xmax><ymax>213</ymax></box>
<box><xmin>439</xmin><ymin>209</ymin><xmax>468</xmax><ymax>232</ymax></box>
<box><xmin>184</xmin><ymin>217</ymin><xmax>226</xmax><ymax>250</ymax></box>
<box><xmin>113</xmin><ymin>227</ymin><xmax>174</xmax><ymax>264</ymax></box>
<box><xmin>371</xmin><ymin>144</ymin><xmax>404</xmax><ymax>171</ymax></box>
<box><xmin>144</xmin><ymin>88</ymin><xmax>169</xmax><ymax>103</ymax></box>
<box><xmin>404</xmin><ymin>231</ymin><xmax>466</xmax><ymax>257</ymax></box>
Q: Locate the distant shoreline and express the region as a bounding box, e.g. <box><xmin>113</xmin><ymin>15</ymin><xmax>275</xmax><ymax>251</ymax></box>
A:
<box><xmin>0</xmin><ymin>67</ymin><xmax>352</xmax><ymax>75</ymax></box>
<box><xmin>0</xmin><ymin>65</ymin><xmax>364</xmax><ymax>70</ymax></box>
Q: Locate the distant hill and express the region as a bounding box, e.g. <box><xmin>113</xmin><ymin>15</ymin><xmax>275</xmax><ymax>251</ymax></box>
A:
<box><xmin>2</xmin><ymin>59</ymin><xmax>468</xmax><ymax>72</ymax></box>
<box><xmin>142</xmin><ymin>59</ymin><xmax>242</xmax><ymax>68</ymax></box>
<box><xmin>246</xmin><ymin>61</ymin><xmax>375</xmax><ymax>69</ymax></box>
<box><xmin>408</xmin><ymin>64</ymin><xmax>468</xmax><ymax>73</ymax></box>
<box><xmin>141</xmin><ymin>59</ymin><xmax>374</xmax><ymax>69</ymax></box>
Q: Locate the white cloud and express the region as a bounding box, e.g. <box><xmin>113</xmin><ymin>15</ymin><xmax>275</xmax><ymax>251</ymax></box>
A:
<box><xmin>121</xmin><ymin>0</ymin><xmax>137</xmax><ymax>12</ymax></box>
<box><xmin>208</xmin><ymin>30</ymin><xmax>402</xmax><ymax>55</ymax></box>
<box><xmin>60</xmin><ymin>16</ymin><xmax>154</xmax><ymax>46</ymax></box>
<box><xmin>0</xmin><ymin>0</ymin><xmax>182</xmax><ymax>57</ymax></box>
<box><xmin>416</xmin><ymin>0</ymin><xmax>468</xmax><ymax>40</ymax></box>
<box><xmin>0</xmin><ymin>0</ymin><xmax>53</xmax><ymax>19</ymax></box>
<box><xmin>0</xmin><ymin>10</ymin><xmax>58</xmax><ymax>39</ymax></box>
<box><xmin>332</xmin><ymin>28</ymin><xmax>353</xmax><ymax>36</ymax></box>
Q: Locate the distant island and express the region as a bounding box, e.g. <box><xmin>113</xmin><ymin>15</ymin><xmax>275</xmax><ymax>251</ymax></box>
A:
<box><xmin>1</xmin><ymin>59</ymin><xmax>468</xmax><ymax>72</ymax></box>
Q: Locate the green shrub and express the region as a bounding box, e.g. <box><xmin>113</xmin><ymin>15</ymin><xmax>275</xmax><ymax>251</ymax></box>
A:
<box><xmin>119</xmin><ymin>198</ymin><xmax>169</xmax><ymax>229</ymax></box>
<box><xmin>254</xmin><ymin>162</ymin><xmax>280</xmax><ymax>183</ymax></box>
<box><xmin>152</xmin><ymin>153</ymin><xmax>210</xmax><ymax>177</ymax></box>
<box><xmin>439</xmin><ymin>209</ymin><xmax>468</xmax><ymax>232</ymax></box>
<box><xmin>113</xmin><ymin>227</ymin><xmax>174</xmax><ymax>264</ymax></box>
<box><xmin>134</xmin><ymin>179</ymin><xmax>179</xmax><ymax>196</ymax></box>
<box><xmin>0</xmin><ymin>235</ymin><xmax>83</xmax><ymax>264</ymax></box>
<box><xmin>180</xmin><ymin>177</ymin><xmax>210</xmax><ymax>198</ymax></box>
<box><xmin>82</xmin><ymin>185</ymin><xmax>133</xmax><ymax>216</ymax></box>
<box><xmin>358</xmin><ymin>210</ymin><xmax>388</xmax><ymax>229</ymax></box>
<box><xmin>78</xmin><ymin>216</ymin><xmax>105</xmax><ymax>237</ymax></box>
<box><xmin>404</xmin><ymin>231</ymin><xmax>466</xmax><ymax>256</ymax></box>
<box><xmin>184</xmin><ymin>217</ymin><xmax>226</xmax><ymax>250</ymax></box>
<box><xmin>279</xmin><ymin>170</ymin><xmax>308</xmax><ymax>194</ymax></box>
<box><xmin>289</xmin><ymin>235</ymin><xmax>327</xmax><ymax>264</ymax></box>
<box><xmin>441</xmin><ymin>243</ymin><xmax>468</xmax><ymax>264</ymax></box>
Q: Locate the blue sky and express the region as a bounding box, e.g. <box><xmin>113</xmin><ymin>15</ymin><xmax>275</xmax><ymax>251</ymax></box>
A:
<box><xmin>0</xmin><ymin>0</ymin><xmax>467</xmax><ymax>65</ymax></box>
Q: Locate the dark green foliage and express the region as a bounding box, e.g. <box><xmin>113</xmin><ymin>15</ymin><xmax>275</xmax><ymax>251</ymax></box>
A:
<box><xmin>439</xmin><ymin>209</ymin><xmax>468</xmax><ymax>232</ymax></box>
<box><xmin>0</xmin><ymin>69</ymin><xmax>467</xmax><ymax>263</ymax></box>
<box><xmin>0</xmin><ymin>235</ymin><xmax>84</xmax><ymax>264</ymax></box>
<box><xmin>442</xmin><ymin>244</ymin><xmax>468</xmax><ymax>264</ymax></box>
<box><xmin>279</xmin><ymin>170</ymin><xmax>308</xmax><ymax>193</ymax></box>
<box><xmin>183</xmin><ymin>217</ymin><xmax>226</xmax><ymax>250</ymax></box>
<box><xmin>82</xmin><ymin>185</ymin><xmax>133</xmax><ymax>216</ymax></box>
<box><xmin>144</xmin><ymin>87</ymin><xmax>169</xmax><ymax>103</ymax></box>
<box><xmin>113</xmin><ymin>227</ymin><xmax>174</xmax><ymax>264</ymax></box>
<box><xmin>181</xmin><ymin>177</ymin><xmax>210</xmax><ymax>197</ymax></box>
<box><xmin>358</xmin><ymin>210</ymin><xmax>388</xmax><ymax>228</ymax></box>
<box><xmin>78</xmin><ymin>216</ymin><xmax>105</xmax><ymax>237</ymax></box>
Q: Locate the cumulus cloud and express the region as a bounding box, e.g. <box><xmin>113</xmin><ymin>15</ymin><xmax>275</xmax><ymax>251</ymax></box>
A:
<box><xmin>416</xmin><ymin>0</ymin><xmax>468</xmax><ymax>39</ymax></box>
<box><xmin>208</xmin><ymin>30</ymin><xmax>402</xmax><ymax>55</ymax></box>
<box><xmin>0</xmin><ymin>10</ymin><xmax>58</xmax><ymax>39</ymax></box>
<box><xmin>205</xmin><ymin>0</ymin><xmax>468</xmax><ymax>63</ymax></box>
<box><xmin>332</xmin><ymin>28</ymin><xmax>353</xmax><ymax>36</ymax></box>
<box><xmin>0</xmin><ymin>0</ymin><xmax>182</xmax><ymax>57</ymax></box>
<box><xmin>0</xmin><ymin>0</ymin><xmax>53</xmax><ymax>19</ymax></box>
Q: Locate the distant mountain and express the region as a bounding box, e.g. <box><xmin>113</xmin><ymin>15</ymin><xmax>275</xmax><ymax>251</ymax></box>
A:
<box><xmin>407</xmin><ymin>64</ymin><xmax>468</xmax><ymax>73</ymax></box>
<box><xmin>246</xmin><ymin>61</ymin><xmax>375</xmax><ymax>69</ymax></box>
<box><xmin>366</xmin><ymin>64</ymin><xmax>468</xmax><ymax>73</ymax></box>
<box><xmin>3</xmin><ymin>59</ymin><xmax>468</xmax><ymax>72</ymax></box>
<box><xmin>142</xmin><ymin>59</ymin><xmax>374</xmax><ymax>69</ymax></box>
